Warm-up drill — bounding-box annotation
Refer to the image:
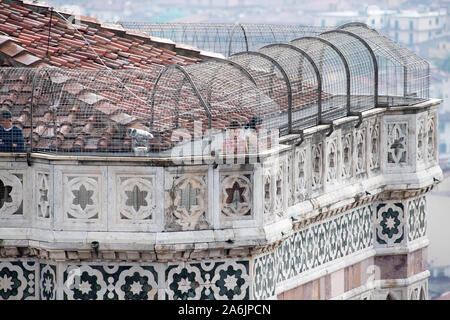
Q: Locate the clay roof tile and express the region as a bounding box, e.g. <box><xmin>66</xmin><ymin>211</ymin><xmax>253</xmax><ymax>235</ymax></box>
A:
<box><xmin>0</xmin><ymin>40</ymin><xmax>25</xmax><ymax>57</ymax></box>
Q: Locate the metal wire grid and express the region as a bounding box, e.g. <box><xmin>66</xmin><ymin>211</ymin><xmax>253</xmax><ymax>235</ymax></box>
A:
<box><xmin>228</xmin><ymin>52</ymin><xmax>290</xmax><ymax>134</ymax></box>
<box><xmin>0</xmin><ymin>67</ymin><xmax>165</xmax><ymax>155</ymax></box>
<box><xmin>255</xmin><ymin>45</ymin><xmax>320</xmax><ymax>132</ymax></box>
<box><xmin>118</xmin><ymin>22</ymin><xmax>332</xmax><ymax>57</ymax></box>
<box><xmin>0</xmin><ymin>68</ymin><xmax>33</xmax><ymax>151</ymax></box>
<box><xmin>289</xmin><ymin>38</ymin><xmax>348</xmax><ymax>124</ymax></box>
<box><xmin>150</xmin><ymin>60</ymin><xmax>280</xmax><ymax>156</ymax></box>
<box><xmin>317</xmin><ymin>31</ymin><xmax>376</xmax><ymax>113</ymax></box>
<box><xmin>338</xmin><ymin>23</ymin><xmax>429</xmax><ymax>106</ymax></box>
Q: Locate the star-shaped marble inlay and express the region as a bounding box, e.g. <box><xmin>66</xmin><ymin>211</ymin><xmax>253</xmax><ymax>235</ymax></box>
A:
<box><xmin>223</xmin><ymin>275</ymin><xmax>238</xmax><ymax>291</ymax></box>
<box><xmin>78</xmin><ymin>280</ymin><xmax>91</xmax><ymax>295</ymax></box>
<box><xmin>72</xmin><ymin>184</ymin><xmax>94</xmax><ymax>210</ymax></box>
<box><xmin>225</xmin><ymin>181</ymin><xmax>246</xmax><ymax>209</ymax></box>
<box><xmin>0</xmin><ymin>274</ymin><xmax>13</xmax><ymax>292</ymax></box>
<box><xmin>385</xmin><ymin>217</ymin><xmax>396</xmax><ymax>230</ymax></box>
<box><xmin>129</xmin><ymin>281</ymin><xmax>143</xmax><ymax>295</ymax></box>
<box><xmin>43</xmin><ymin>276</ymin><xmax>53</xmax><ymax>294</ymax></box>
<box><xmin>125</xmin><ymin>185</ymin><xmax>148</xmax><ymax>212</ymax></box>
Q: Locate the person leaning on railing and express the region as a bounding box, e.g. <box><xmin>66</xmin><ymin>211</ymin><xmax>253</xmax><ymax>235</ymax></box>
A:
<box><xmin>0</xmin><ymin>109</ymin><xmax>24</xmax><ymax>152</ymax></box>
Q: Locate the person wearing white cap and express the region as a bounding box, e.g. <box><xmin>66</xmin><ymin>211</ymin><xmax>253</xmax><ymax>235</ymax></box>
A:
<box><xmin>0</xmin><ymin>109</ymin><xmax>24</xmax><ymax>152</ymax></box>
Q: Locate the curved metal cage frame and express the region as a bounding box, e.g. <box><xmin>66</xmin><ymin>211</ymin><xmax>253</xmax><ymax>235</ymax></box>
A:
<box><xmin>337</xmin><ymin>22</ymin><xmax>429</xmax><ymax>106</ymax></box>
<box><xmin>229</xmin><ymin>51</ymin><xmax>292</xmax><ymax>133</ymax></box>
<box><xmin>289</xmin><ymin>37</ymin><xmax>349</xmax><ymax>124</ymax></box>
<box><xmin>149</xmin><ymin>60</ymin><xmax>281</xmax><ymax>154</ymax></box>
<box><xmin>258</xmin><ymin>43</ymin><xmax>322</xmax><ymax>132</ymax></box>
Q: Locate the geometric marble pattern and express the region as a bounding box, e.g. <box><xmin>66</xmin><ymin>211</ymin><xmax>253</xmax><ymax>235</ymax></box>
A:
<box><xmin>387</xmin><ymin>123</ymin><xmax>408</xmax><ymax>165</ymax></box>
<box><xmin>36</xmin><ymin>172</ymin><xmax>51</xmax><ymax>219</ymax></box>
<box><xmin>408</xmin><ymin>280</ymin><xmax>427</xmax><ymax>300</ymax></box>
<box><xmin>0</xmin><ymin>260</ymin><xmax>37</xmax><ymax>300</ymax></box>
<box><xmin>253</xmin><ymin>204</ymin><xmax>373</xmax><ymax>299</ymax></box>
<box><xmin>40</xmin><ymin>264</ymin><xmax>56</xmax><ymax>300</ymax></box>
<box><xmin>64</xmin><ymin>176</ymin><xmax>100</xmax><ymax>220</ymax></box>
<box><xmin>63</xmin><ymin>264</ymin><xmax>158</xmax><ymax>300</ymax></box>
<box><xmin>355</xmin><ymin>126</ymin><xmax>366</xmax><ymax>175</ymax></box>
<box><xmin>0</xmin><ymin>260</ymin><xmax>250</xmax><ymax>300</ymax></box>
<box><xmin>426</xmin><ymin>114</ymin><xmax>436</xmax><ymax>163</ymax></box>
<box><xmin>375</xmin><ymin>202</ymin><xmax>405</xmax><ymax>246</ymax></box>
<box><xmin>166</xmin><ymin>261</ymin><xmax>250</xmax><ymax>300</ymax></box>
<box><xmin>117</xmin><ymin>176</ymin><xmax>155</xmax><ymax>221</ymax></box>
<box><xmin>407</xmin><ymin>196</ymin><xmax>427</xmax><ymax>242</ymax></box>
<box><xmin>220</xmin><ymin>174</ymin><xmax>252</xmax><ymax>219</ymax></box>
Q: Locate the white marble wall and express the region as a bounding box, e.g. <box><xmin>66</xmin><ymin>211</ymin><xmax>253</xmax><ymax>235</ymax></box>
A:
<box><xmin>0</xmin><ymin>100</ymin><xmax>443</xmax><ymax>300</ymax></box>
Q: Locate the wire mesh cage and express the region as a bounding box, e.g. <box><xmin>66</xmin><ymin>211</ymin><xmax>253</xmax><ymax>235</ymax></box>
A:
<box><xmin>255</xmin><ymin>44</ymin><xmax>321</xmax><ymax>132</ymax></box>
<box><xmin>228</xmin><ymin>52</ymin><xmax>291</xmax><ymax>134</ymax></box>
<box><xmin>118</xmin><ymin>22</ymin><xmax>332</xmax><ymax>57</ymax></box>
<box><xmin>337</xmin><ymin>22</ymin><xmax>429</xmax><ymax>106</ymax></box>
<box><xmin>317</xmin><ymin>30</ymin><xmax>376</xmax><ymax>113</ymax></box>
<box><xmin>150</xmin><ymin>60</ymin><xmax>281</xmax><ymax>159</ymax></box>
<box><xmin>0</xmin><ymin>66</ymin><xmax>164</xmax><ymax>155</ymax></box>
<box><xmin>289</xmin><ymin>37</ymin><xmax>348</xmax><ymax>124</ymax></box>
<box><xmin>0</xmin><ymin>22</ymin><xmax>432</xmax><ymax>158</ymax></box>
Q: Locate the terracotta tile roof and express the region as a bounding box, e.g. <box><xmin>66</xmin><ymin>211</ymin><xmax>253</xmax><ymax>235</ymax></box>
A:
<box><xmin>0</xmin><ymin>0</ymin><xmax>203</xmax><ymax>69</ymax></box>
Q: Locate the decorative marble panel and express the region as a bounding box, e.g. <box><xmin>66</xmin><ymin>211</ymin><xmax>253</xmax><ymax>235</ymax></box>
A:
<box><xmin>252</xmin><ymin>253</ymin><xmax>276</xmax><ymax>300</ymax></box>
<box><xmin>293</xmin><ymin>146</ymin><xmax>308</xmax><ymax>204</ymax></box>
<box><xmin>0</xmin><ymin>260</ymin><xmax>37</xmax><ymax>300</ymax></box>
<box><xmin>63</xmin><ymin>264</ymin><xmax>158</xmax><ymax>300</ymax></box>
<box><xmin>35</xmin><ymin>171</ymin><xmax>52</xmax><ymax>225</ymax></box>
<box><xmin>407</xmin><ymin>196</ymin><xmax>427</xmax><ymax>242</ymax></box>
<box><xmin>326</xmin><ymin>136</ymin><xmax>338</xmax><ymax>184</ymax></box>
<box><xmin>263</xmin><ymin>167</ymin><xmax>273</xmax><ymax>223</ymax></box>
<box><xmin>108</xmin><ymin>168</ymin><xmax>163</xmax><ymax>232</ymax></box>
<box><xmin>0</xmin><ymin>171</ymin><xmax>23</xmax><ymax>217</ymax></box>
<box><xmin>355</xmin><ymin>126</ymin><xmax>366</xmax><ymax>175</ymax></box>
<box><xmin>387</xmin><ymin>123</ymin><xmax>408</xmax><ymax>165</ymax></box>
<box><xmin>274</xmin><ymin>161</ymin><xmax>285</xmax><ymax>217</ymax></box>
<box><xmin>416</xmin><ymin>115</ymin><xmax>426</xmax><ymax>163</ymax></box>
<box><xmin>341</xmin><ymin>131</ymin><xmax>353</xmax><ymax>180</ymax></box>
<box><xmin>65</xmin><ymin>176</ymin><xmax>99</xmax><ymax>220</ymax></box>
<box><xmin>287</xmin><ymin>152</ymin><xmax>294</xmax><ymax>207</ymax></box>
<box><xmin>426</xmin><ymin>113</ymin><xmax>436</xmax><ymax>163</ymax></box>
<box><xmin>165</xmin><ymin>261</ymin><xmax>250</xmax><ymax>300</ymax></box>
<box><xmin>220</xmin><ymin>173</ymin><xmax>252</xmax><ymax>220</ymax></box>
<box><xmin>252</xmin><ymin>204</ymin><xmax>373</xmax><ymax>299</ymax></box>
<box><xmin>368</xmin><ymin>119</ymin><xmax>380</xmax><ymax>172</ymax></box>
<box><xmin>118</xmin><ymin>176</ymin><xmax>155</xmax><ymax>221</ymax></box>
<box><xmin>311</xmin><ymin>142</ymin><xmax>323</xmax><ymax>191</ymax></box>
<box><xmin>375</xmin><ymin>202</ymin><xmax>405</xmax><ymax>246</ymax></box>
<box><xmin>165</xmin><ymin>173</ymin><xmax>209</xmax><ymax>231</ymax></box>
<box><xmin>408</xmin><ymin>280</ymin><xmax>427</xmax><ymax>300</ymax></box>
<box><xmin>40</xmin><ymin>263</ymin><xmax>57</xmax><ymax>300</ymax></box>
<box><xmin>55</xmin><ymin>167</ymin><xmax>107</xmax><ymax>231</ymax></box>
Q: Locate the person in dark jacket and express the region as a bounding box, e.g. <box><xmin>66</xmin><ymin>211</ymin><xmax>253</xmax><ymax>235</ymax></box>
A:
<box><xmin>0</xmin><ymin>109</ymin><xmax>24</xmax><ymax>152</ymax></box>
